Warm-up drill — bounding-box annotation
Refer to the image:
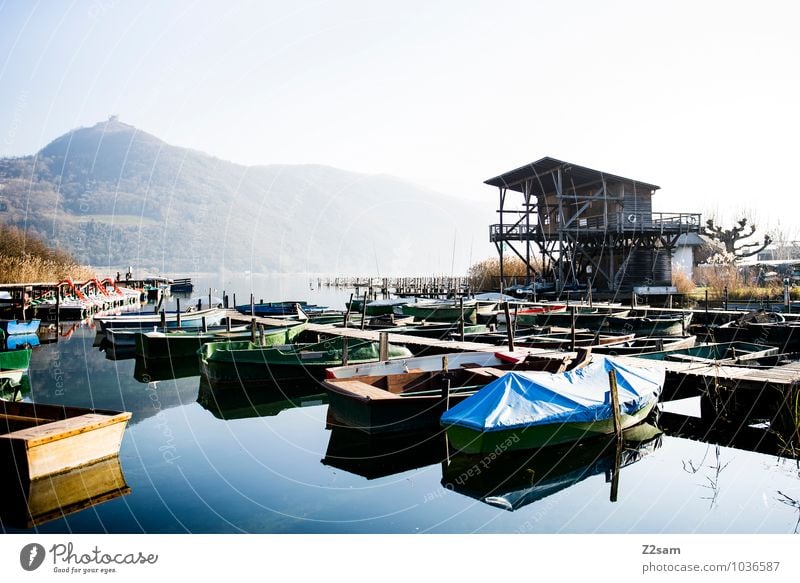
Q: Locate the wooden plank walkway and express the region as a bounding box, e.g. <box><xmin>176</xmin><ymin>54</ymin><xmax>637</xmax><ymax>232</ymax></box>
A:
<box><xmin>616</xmin><ymin>355</ymin><xmax>800</xmax><ymax>402</ymax></box>
<box><xmin>224</xmin><ymin>309</ymin><xmax>561</xmax><ymax>355</ymax></box>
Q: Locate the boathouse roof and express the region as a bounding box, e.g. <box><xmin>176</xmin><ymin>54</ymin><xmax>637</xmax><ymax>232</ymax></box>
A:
<box><xmin>484</xmin><ymin>156</ymin><xmax>660</xmax><ymax>194</ymax></box>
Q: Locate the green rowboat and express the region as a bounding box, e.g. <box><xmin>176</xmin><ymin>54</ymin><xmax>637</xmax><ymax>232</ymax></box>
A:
<box><xmin>200</xmin><ymin>336</ymin><xmax>414</xmax><ymax>385</ymax></box>
<box><xmin>135</xmin><ymin>321</ymin><xmax>306</xmax><ymax>359</ymax></box>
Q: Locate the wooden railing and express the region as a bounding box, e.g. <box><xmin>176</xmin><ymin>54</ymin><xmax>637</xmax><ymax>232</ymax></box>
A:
<box><xmin>490</xmin><ymin>212</ymin><xmax>701</xmax><ymax>241</ymax></box>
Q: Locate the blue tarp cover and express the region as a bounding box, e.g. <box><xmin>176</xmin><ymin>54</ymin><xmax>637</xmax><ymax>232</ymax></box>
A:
<box><xmin>440</xmin><ymin>356</ymin><xmax>664</xmax><ymax>432</ymax></box>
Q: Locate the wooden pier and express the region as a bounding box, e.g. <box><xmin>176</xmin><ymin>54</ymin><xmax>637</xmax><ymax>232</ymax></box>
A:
<box><xmin>224</xmin><ymin>310</ymin><xmax>562</xmax><ymax>357</ymax></box>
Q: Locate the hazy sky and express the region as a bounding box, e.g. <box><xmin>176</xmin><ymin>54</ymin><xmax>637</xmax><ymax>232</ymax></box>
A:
<box><xmin>1</xmin><ymin>0</ymin><xmax>798</xmax><ymax>237</ymax></box>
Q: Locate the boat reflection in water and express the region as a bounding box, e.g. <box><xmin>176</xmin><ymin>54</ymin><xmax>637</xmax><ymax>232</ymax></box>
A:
<box><xmin>441</xmin><ymin>422</ymin><xmax>663</xmax><ymax>511</ymax></box>
<box><xmin>134</xmin><ymin>355</ymin><xmax>200</xmax><ymax>383</ymax></box>
<box><xmin>322</xmin><ymin>413</ymin><xmax>446</xmax><ymax>480</ymax></box>
<box><xmin>196</xmin><ymin>376</ymin><xmax>328</xmax><ymax>421</ymax></box>
<box><xmin>0</xmin><ymin>456</ymin><xmax>130</xmax><ymax>529</ymax></box>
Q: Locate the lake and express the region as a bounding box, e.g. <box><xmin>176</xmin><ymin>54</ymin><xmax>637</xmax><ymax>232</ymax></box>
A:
<box><xmin>3</xmin><ymin>274</ymin><xmax>800</xmax><ymax>534</ymax></box>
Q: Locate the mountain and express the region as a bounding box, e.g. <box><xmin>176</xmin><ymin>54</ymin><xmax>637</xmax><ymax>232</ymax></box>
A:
<box><xmin>0</xmin><ymin>118</ymin><xmax>490</xmax><ymax>275</ymax></box>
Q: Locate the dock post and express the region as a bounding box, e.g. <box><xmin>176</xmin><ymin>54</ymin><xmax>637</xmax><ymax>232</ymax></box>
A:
<box><xmin>176</xmin><ymin>298</ymin><xmax>182</xmax><ymax>328</ymax></box>
<box><xmin>705</xmin><ymin>289</ymin><xmax>709</xmax><ymax>323</ymax></box>
<box><xmin>379</xmin><ymin>332</ymin><xmax>389</xmax><ymax>361</ymax></box>
<box><xmin>55</xmin><ymin>290</ymin><xmax>60</xmax><ymax>331</ymax></box>
<box><xmin>250</xmin><ymin>294</ymin><xmax>255</xmax><ymax>317</ymax></box>
<box><xmin>344</xmin><ymin>293</ymin><xmax>353</xmax><ymax>328</ymax></box>
<box><xmin>233</xmin><ymin>293</ymin><xmax>237</xmax><ymax>309</ymax></box>
<box><xmin>258</xmin><ymin>324</ymin><xmax>264</xmax><ymax>346</ymax></box>
<box><xmin>441</xmin><ymin>355</ymin><xmax>450</xmax><ymax>410</ymax></box>
<box><xmin>226</xmin><ymin>315</ymin><xmax>231</xmax><ymax>332</ymax></box>
<box><xmin>160</xmin><ymin>309</ymin><xmax>166</xmax><ymax>330</ymax></box>
<box><xmin>503</xmin><ymin>302</ymin><xmax>514</xmax><ymax>352</ymax></box>
<box><xmin>607</xmin><ymin>369</ymin><xmax>623</xmax><ymax>439</ymax></box>
<box><xmin>223</xmin><ymin>292</ymin><xmax>228</xmax><ymax>309</ymax></box>
<box><xmin>251</xmin><ymin>318</ymin><xmax>257</xmax><ymax>343</ymax></box>
<box><xmin>512</xmin><ymin>304</ymin><xmax>518</xmax><ymax>338</ymax></box>
<box><xmin>208</xmin><ymin>288</ymin><xmax>212</xmax><ymax>309</ymax></box>
<box><xmin>202</xmin><ymin>316</ymin><xmax>207</xmax><ymax>333</ymax></box>
<box><xmin>360</xmin><ymin>292</ymin><xmax>368</xmax><ymax>331</ymax></box>
<box><xmin>570</xmin><ymin>305</ymin><xmax>576</xmax><ymax>352</ymax></box>
<box><xmin>197</xmin><ymin>298</ymin><xmax>202</xmax><ymax>311</ymax></box>
<box><xmin>724</xmin><ymin>286</ymin><xmax>728</xmax><ymax>311</ymax></box>
<box><xmin>459</xmin><ymin>297</ymin><xmax>465</xmax><ymax>342</ymax></box>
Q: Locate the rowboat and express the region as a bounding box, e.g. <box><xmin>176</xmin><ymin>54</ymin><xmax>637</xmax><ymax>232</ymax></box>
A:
<box><xmin>634</xmin><ymin>341</ymin><xmax>779</xmax><ymax>364</ymax></box>
<box><xmin>511</xmin><ymin>331</ymin><xmax>635</xmax><ymax>350</ymax></box>
<box><xmin>323</xmin><ymin>351</ymin><xmax>585</xmax><ymax>434</ymax></box>
<box><xmin>134</xmin><ymin>321</ymin><xmax>306</xmax><ymax>359</ymax></box>
<box><xmin>709</xmin><ymin>312</ymin><xmax>800</xmax><ymax>352</ymax></box>
<box><xmin>442</xmin><ymin>422</ymin><xmax>662</xmax><ymax>511</ymax></box>
<box><xmin>94</xmin><ymin>307</ymin><xmax>226</xmax><ymax>332</ymax></box>
<box><xmin>494</xmin><ymin>303</ymin><xmax>567</xmax><ymax>326</ymax></box>
<box><xmin>0</xmin><ymin>319</ymin><xmax>41</xmax><ymax>335</ymax></box>
<box><xmin>604</xmin><ymin>312</ymin><xmax>693</xmax><ymax>337</ymax></box>
<box><xmin>234</xmin><ymin>301</ymin><xmax>326</xmax><ymax>317</ymax></box>
<box><xmin>346</xmin><ymin>298</ymin><xmax>410</xmax><ymax>316</ymax></box>
<box><xmin>591</xmin><ymin>335</ymin><xmax>697</xmax><ymax>356</ymax></box>
<box><xmin>440</xmin><ymin>356</ymin><xmax>664</xmax><ymax>454</ymax></box>
<box><xmin>199</xmin><ymin>337</ymin><xmax>414</xmax><ymax>386</ymax></box>
<box><xmin>533</xmin><ymin>308</ymin><xmax>631</xmax><ymax>329</ymax></box>
<box><xmin>397</xmin><ymin>300</ymin><xmax>478</xmax><ymax>324</ymax></box>
<box><xmin>0</xmin><ymin>400</ymin><xmax>131</xmax><ymax>481</ymax></box>
<box><xmin>0</xmin><ymin>455</ymin><xmax>130</xmax><ymax>529</ymax></box>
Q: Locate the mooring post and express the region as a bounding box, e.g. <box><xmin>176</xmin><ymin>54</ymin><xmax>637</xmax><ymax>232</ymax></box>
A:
<box><xmin>503</xmin><ymin>302</ymin><xmax>514</xmax><ymax>352</ymax></box>
<box><xmin>196</xmin><ymin>298</ymin><xmax>202</xmax><ymax>311</ymax></box>
<box><xmin>202</xmin><ymin>316</ymin><xmax>207</xmax><ymax>333</ymax></box>
<box><xmin>344</xmin><ymin>292</ymin><xmax>354</xmax><ymax>328</ymax></box>
<box><xmin>607</xmin><ymin>368</ymin><xmax>623</xmax><ymax>439</ymax></box>
<box><xmin>512</xmin><ymin>303</ymin><xmax>519</xmax><ymax>338</ymax></box>
<box><xmin>441</xmin><ymin>355</ymin><xmax>450</xmax><ymax>408</ymax></box>
<box><xmin>208</xmin><ymin>288</ymin><xmax>212</xmax><ymax>309</ymax></box>
<box><xmin>251</xmin><ymin>318</ymin><xmax>257</xmax><ymax>343</ymax></box>
<box><xmin>223</xmin><ymin>292</ymin><xmax>228</xmax><ymax>309</ymax></box>
<box><xmin>250</xmin><ymin>293</ymin><xmax>255</xmax><ymax>317</ymax></box>
<box><xmin>459</xmin><ymin>297</ymin><xmax>465</xmax><ymax>342</ymax></box>
<box><xmin>160</xmin><ymin>309</ymin><xmax>166</xmax><ymax>330</ymax></box>
<box><xmin>705</xmin><ymin>289</ymin><xmax>709</xmax><ymax>323</ymax></box>
<box><xmin>379</xmin><ymin>331</ymin><xmax>389</xmax><ymax>361</ymax></box>
<box><xmin>610</xmin><ymin>435</ymin><xmax>623</xmax><ymax>503</ymax></box>
<box><xmin>233</xmin><ymin>293</ymin><xmax>237</xmax><ymax>309</ymax></box>
<box><xmin>724</xmin><ymin>285</ymin><xmax>728</xmax><ymax>311</ymax></box>
<box><xmin>570</xmin><ymin>305</ymin><xmax>577</xmax><ymax>352</ymax></box>
<box><xmin>341</xmin><ymin>337</ymin><xmax>349</xmax><ymax>365</ymax></box>
<box><xmin>225</xmin><ymin>315</ymin><xmax>231</xmax><ymax>332</ymax></box>
<box><xmin>258</xmin><ymin>324</ymin><xmax>264</xmax><ymax>346</ymax></box>
<box><xmin>360</xmin><ymin>291</ymin><xmax>368</xmax><ymax>331</ymax></box>
<box><xmin>176</xmin><ymin>298</ymin><xmax>182</xmax><ymax>329</ymax></box>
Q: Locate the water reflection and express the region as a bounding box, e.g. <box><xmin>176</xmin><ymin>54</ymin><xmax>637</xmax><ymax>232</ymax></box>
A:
<box><xmin>440</xmin><ymin>423</ymin><xmax>663</xmax><ymax>511</ymax></box>
<box><xmin>197</xmin><ymin>377</ymin><xmax>328</xmax><ymax>421</ymax></box>
<box><xmin>322</xmin><ymin>421</ymin><xmax>446</xmax><ymax>479</ymax></box>
<box><xmin>0</xmin><ymin>456</ymin><xmax>130</xmax><ymax>529</ymax></box>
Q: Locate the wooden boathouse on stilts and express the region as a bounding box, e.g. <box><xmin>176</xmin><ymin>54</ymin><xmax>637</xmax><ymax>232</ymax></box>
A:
<box><xmin>485</xmin><ymin>157</ymin><xmax>702</xmax><ymax>295</ymax></box>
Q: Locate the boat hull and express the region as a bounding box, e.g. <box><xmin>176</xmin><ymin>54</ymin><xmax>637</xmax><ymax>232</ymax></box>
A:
<box><xmin>0</xmin><ymin>319</ymin><xmax>41</xmax><ymax>335</ymax></box>
<box><xmin>0</xmin><ymin>401</ymin><xmax>131</xmax><ymax>481</ymax></box>
<box><xmin>444</xmin><ymin>401</ymin><xmax>656</xmax><ymax>454</ymax></box>
<box><xmin>0</xmin><ymin>348</ymin><xmax>32</xmax><ymax>371</ymax></box>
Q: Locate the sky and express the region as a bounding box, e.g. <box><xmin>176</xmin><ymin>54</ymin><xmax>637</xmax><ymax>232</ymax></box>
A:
<box><xmin>1</xmin><ymin>0</ymin><xmax>799</xmax><ymax>239</ymax></box>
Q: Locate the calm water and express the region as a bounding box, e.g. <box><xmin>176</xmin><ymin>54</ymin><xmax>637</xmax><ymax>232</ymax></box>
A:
<box><xmin>3</xmin><ymin>275</ymin><xmax>800</xmax><ymax>534</ymax></box>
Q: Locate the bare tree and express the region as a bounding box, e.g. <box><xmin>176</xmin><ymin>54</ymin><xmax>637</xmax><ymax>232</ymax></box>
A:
<box><xmin>702</xmin><ymin>217</ymin><xmax>772</xmax><ymax>260</ymax></box>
